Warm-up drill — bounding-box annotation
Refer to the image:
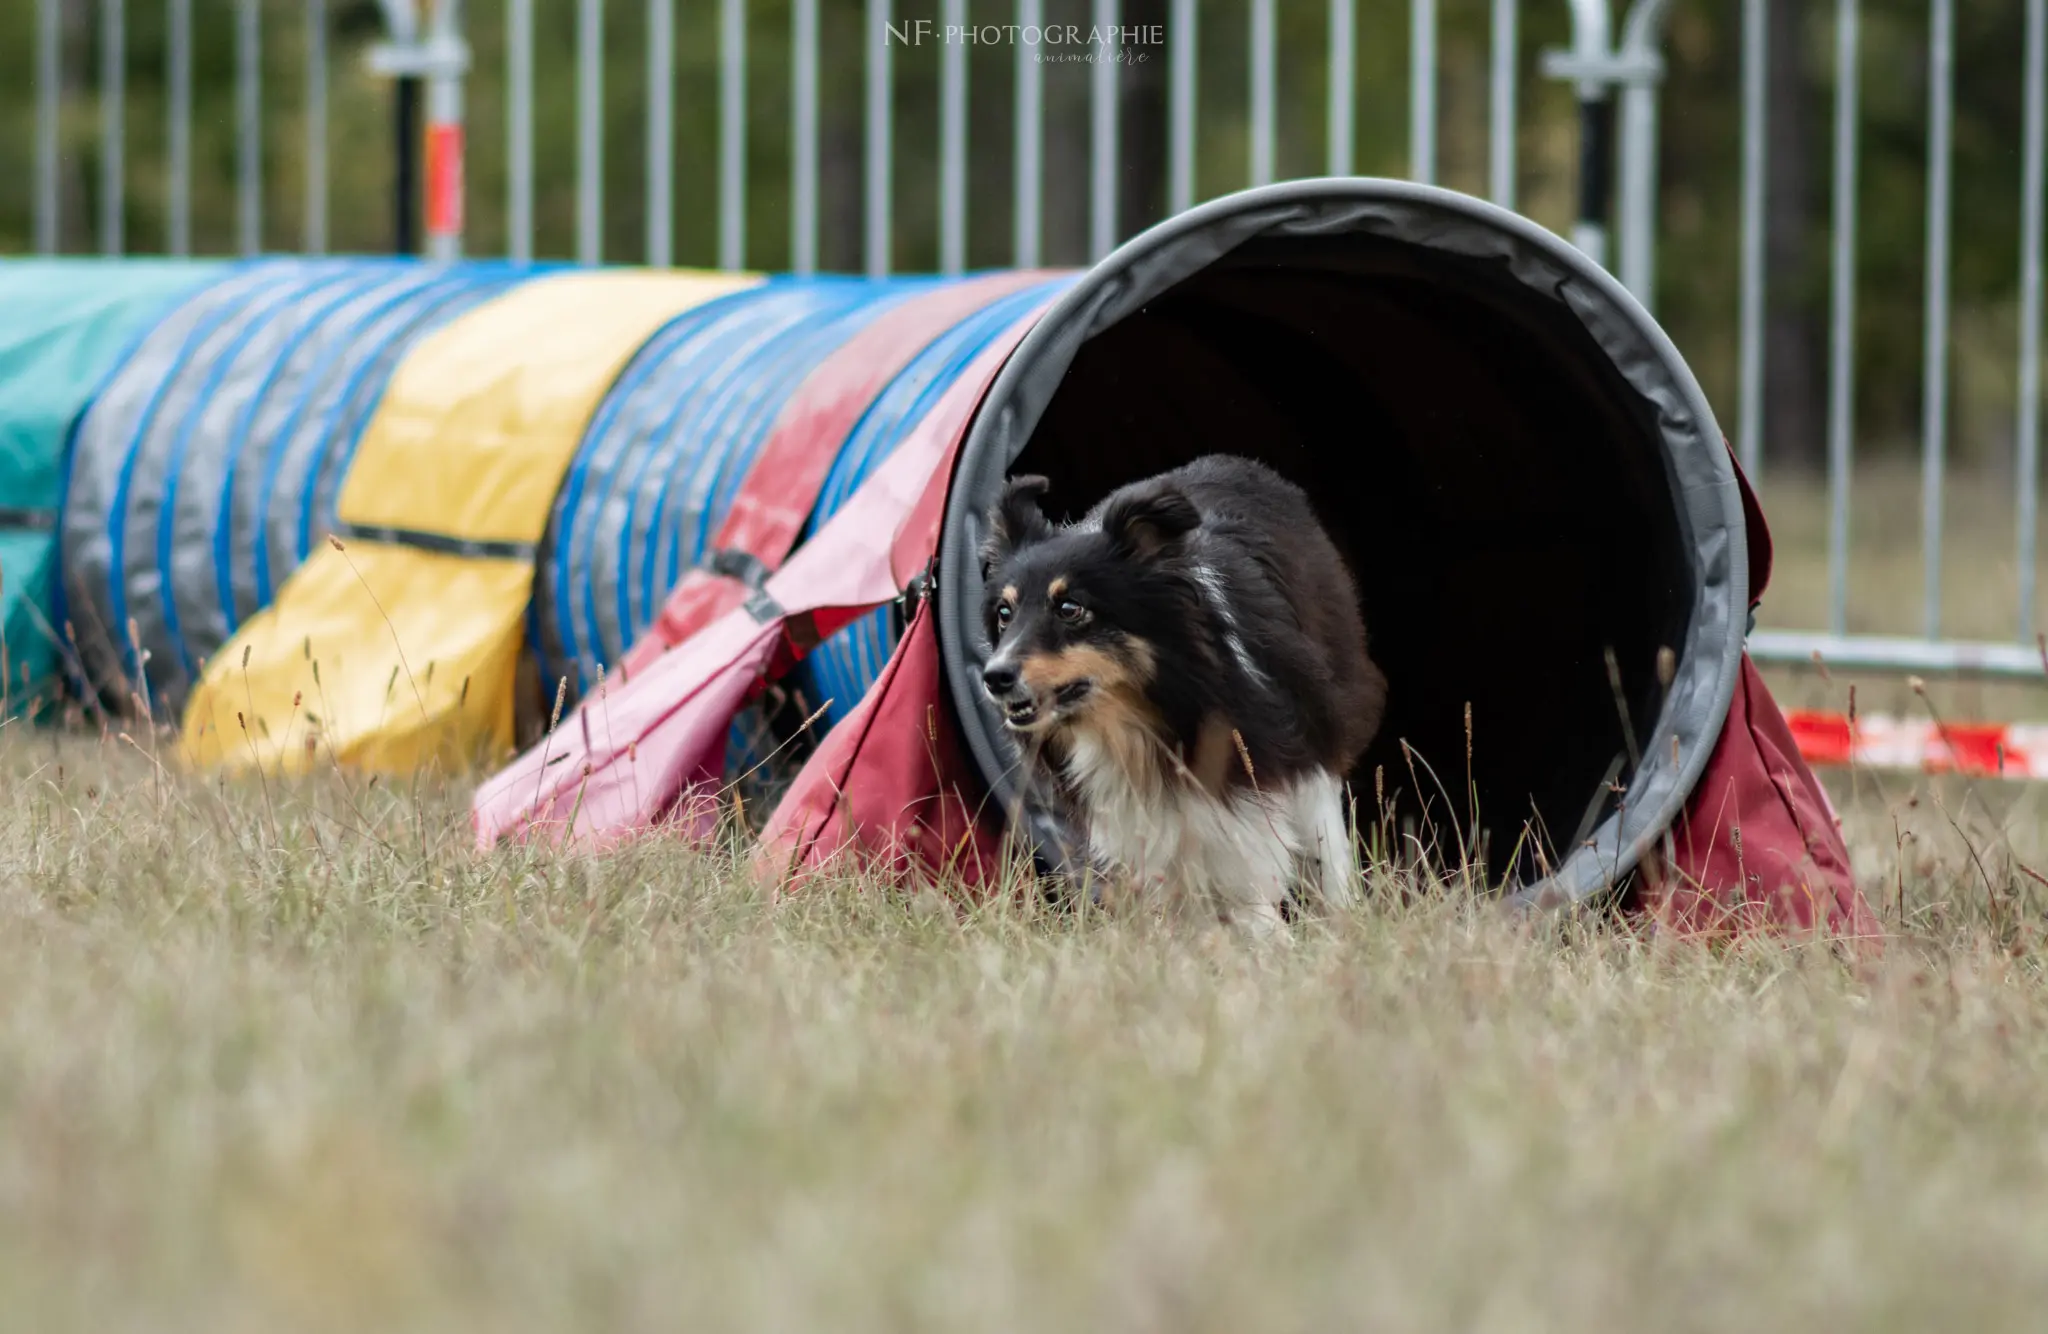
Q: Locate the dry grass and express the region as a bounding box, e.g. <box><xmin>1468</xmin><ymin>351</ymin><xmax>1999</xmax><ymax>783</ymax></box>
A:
<box><xmin>3</xmin><ymin>716</ymin><xmax>2048</xmax><ymax>1334</ymax></box>
<box><xmin>8</xmin><ymin>467</ymin><xmax>2048</xmax><ymax>1330</ymax></box>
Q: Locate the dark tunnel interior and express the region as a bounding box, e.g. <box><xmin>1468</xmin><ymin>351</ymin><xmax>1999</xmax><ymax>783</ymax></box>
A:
<box><xmin>1006</xmin><ymin>233</ymin><xmax>1697</xmax><ymax>887</ymax></box>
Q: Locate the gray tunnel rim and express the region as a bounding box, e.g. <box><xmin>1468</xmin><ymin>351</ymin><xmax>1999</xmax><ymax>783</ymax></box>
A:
<box><xmin>935</xmin><ymin>175</ymin><xmax>1748</xmax><ymax>912</ymax></box>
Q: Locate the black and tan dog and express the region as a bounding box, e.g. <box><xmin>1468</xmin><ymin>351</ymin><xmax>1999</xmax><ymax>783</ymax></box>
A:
<box><xmin>979</xmin><ymin>454</ymin><xmax>1387</xmax><ymax>933</ymax></box>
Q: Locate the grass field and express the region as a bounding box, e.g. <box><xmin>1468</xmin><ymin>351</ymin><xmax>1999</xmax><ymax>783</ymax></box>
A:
<box><xmin>7</xmin><ymin>470</ymin><xmax>2048</xmax><ymax>1331</ymax></box>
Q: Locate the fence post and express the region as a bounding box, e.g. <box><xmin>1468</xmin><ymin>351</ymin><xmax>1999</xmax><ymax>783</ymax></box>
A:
<box><xmin>719</xmin><ymin>0</ymin><xmax>745</xmax><ymax>271</ymax></box>
<box><xmin>1615</xmin><ymin>0</ymin><xmax>1672</xmax><ymax>310</ymax></box>
<box><xmin>1014</xmin><ymin>0</ymin><xmax>1043</xmax><ymax>267</ymax></box>
<box><xmin>1168</xmin><ymin>0</ymin><xmax>1195</xmax><ymax>213</ymax></box>
<box><xmin>793</xmin><ymin>0</ymin><xmax>819</xmax><ymax>274</ymax></box>
<box><xmin>35</xmin><ymin>0</ymin><xmax>57</xmax><ymax>254</ymax></box>
<box><xmin>507</xmin><ymin>0</ymin><xmax>532</xmax><ymax>263</ymax></box>
<box><xmin>237</xmin><ymin>0</ymin><xmax>261</xmax><ymax>256</ymax></box>
<box><xmin>306</xmin><ymin>0</ymin><xmax>328</xmax><ymax>254</ymax></box>
<box><xmin>648</xmin><ymin>0</ymin><xmax>674</xmax><ymax>268</ymax></box>
<box><xmin>1250</xmin><ymin>0</ymin><xmax>1274</xmax><ymax>186</ymax></box>
<box><xmin>1735</xmin><ymin>0</ymin><xmax>1766</xmax><ymax>478</ymax></box>
<box><xmin>1410</xmin><ymin>0</ymin><xmax>1436</xmax><ymax>185</ymax></box>
<box><xmin>1546</xmin><ymin>1</ymin><xmax>1614</xmax><ymax>267</ymax></box>
<box><xmin>371</xmin><ymin>0</ymin><xmax>469</xmax><ymax>260</ymax></box>
<box><xmin>867</xmin><ymin>0</ymin><xmax>893</xmax><ymax>277</ymax></box>
<box><xmin>1090</xmin><ymin>0</ymin><xmax>1119</xmax><ymax>260</ymax></box>
<box><xmin>1541</xmin><ymin>0</ymin><xmax>1664</xmax><ymax>293</ymax></box>
<box><xmin>1487</xmin><ymin>0</ymin><xmax>1517</xmax><ymax>209</ymax></box>
<box><xmin>2020</xmin><ymin>0</ymin><xmax>2047</xmax><ymax>643</ymax></box>
<box><xmin>100</xmin><ymin>0</ymin><xmax>123</xmax><ymax>257</ymax></box>
<box><xmin>424</xmin><ymin>0</ymin><xmax>466</xmax><ymax>260</ymax></box>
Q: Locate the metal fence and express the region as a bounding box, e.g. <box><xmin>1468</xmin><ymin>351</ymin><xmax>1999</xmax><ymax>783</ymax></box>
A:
<box><xmin>11</xmin><ymin>0</ymin><xmax>2048</xmax><ymax>681</ymax></box>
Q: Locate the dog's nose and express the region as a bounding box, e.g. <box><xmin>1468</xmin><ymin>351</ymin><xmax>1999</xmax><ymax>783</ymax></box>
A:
<box><xmin>981</xmin><ymin>661</ymin><xmax>1020</xmax><ymax>698</ymax></box>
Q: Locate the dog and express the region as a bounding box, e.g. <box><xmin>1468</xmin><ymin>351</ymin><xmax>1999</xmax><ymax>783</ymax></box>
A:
<box><xmin>978</xmin><ymin>454</ymin><xmax>1388</xmax><ymax>934</ymax></box>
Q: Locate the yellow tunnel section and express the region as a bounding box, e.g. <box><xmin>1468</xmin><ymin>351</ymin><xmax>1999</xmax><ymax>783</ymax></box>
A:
<box><xmin>179</xmin><ymin>269</ymin><xmax>762</xmax><ymax>776</ymax></box>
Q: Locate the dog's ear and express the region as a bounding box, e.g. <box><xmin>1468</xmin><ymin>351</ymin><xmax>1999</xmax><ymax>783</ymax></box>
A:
<box><xmin>1100</xmin><ymin>482</ymin><xmax>1200</xmax><ymax>561</ymax></box>
<box><xmin>980</xmin><ymin>474</ymin><xmax>1054</xmax><ymax>576</ymax></box>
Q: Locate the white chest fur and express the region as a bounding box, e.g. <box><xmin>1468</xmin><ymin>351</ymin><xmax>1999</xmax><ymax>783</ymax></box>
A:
<box><xmin>1062</xmin><ymin>731</ymin><xmax>1358</xmax><ymax>932</ymax></box>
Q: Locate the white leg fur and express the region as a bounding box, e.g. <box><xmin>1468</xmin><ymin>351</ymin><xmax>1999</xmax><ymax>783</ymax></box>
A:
<box><xmin>1287</xmin><ymin>768</ymin><xmax>1360</xmax><ymax>911</ymax></box>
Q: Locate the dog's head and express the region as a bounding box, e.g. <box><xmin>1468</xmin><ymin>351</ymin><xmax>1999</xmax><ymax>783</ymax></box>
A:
<box><xmin>976</xmin><ymin>473</ymin><xmax>1200</xmax><ymax>735</ymax></box>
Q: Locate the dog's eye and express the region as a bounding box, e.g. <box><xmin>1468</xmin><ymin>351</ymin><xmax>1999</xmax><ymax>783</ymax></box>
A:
<box><xmin>1054</xmin><ymin>598</ymin><xmax>1088</xmax><ymax>624</ymax></box>
<box><xmin>995</xmin><ymin>603</ymin><xmax>1014</xmax><ymax>629</ymax></box>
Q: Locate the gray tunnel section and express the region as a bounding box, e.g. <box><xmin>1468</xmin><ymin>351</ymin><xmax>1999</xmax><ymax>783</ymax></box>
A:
<box><xmin>937</xmin><ymin>179</ymin><xmax>1746</xmax><ymax>910</ymax></box>
<box><xmin>60</xmin><ymin>258</ymin><xmax>527</xmax><ymax>715</ymax></box>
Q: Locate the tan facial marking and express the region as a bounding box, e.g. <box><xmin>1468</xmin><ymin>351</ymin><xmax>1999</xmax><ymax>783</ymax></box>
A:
<box><xmin>1047</xmin><ymin>576</ymin><xmax>1069</xmax><ymax>600</ymax></box>
<box><xmin>1018</xmin><ymin>642</ymin><xmax>1149</xmax><ymax>697</ymax></box>
<box><xmin>1000</xmin><ymin>584</ymin><xmax>1018</xmax><ymax>605</ymax></box>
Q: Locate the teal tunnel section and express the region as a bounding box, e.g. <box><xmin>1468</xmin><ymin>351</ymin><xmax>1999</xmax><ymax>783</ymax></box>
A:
<box><xmin>58</xmin><ymin>257</ymin><xmax>533</xmax><ymax>715</ymax></box>
<box><xmin>0</xmin><ymin>258</ymin><xmax>229</xmax><ymax>714</ymax></box>
<box><xmin>529</xmin><ymin>271</ymin><xmax>1077</xmax><ymax>770</ymax></box>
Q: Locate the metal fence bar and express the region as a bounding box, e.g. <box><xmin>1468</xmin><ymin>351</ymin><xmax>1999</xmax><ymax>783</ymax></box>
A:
<box><xmin>1825</xmin><ymin>0</ymin><xmax>1861</xmax><ymax>637</ymax></box>
<box><xmin>792</xmin><ymin>0</ymin><xmax>819</xmax><ymax>275</ymax></box>
<box><xmin>1013</xmin><ymin>0</ymin><xmax>1042</xmax><ymax>268</ymax></box>
<box><xmin>1168</xmin><ymin>0</ymin><xmax>1195</xmax><ymax>213</ymax></box>
<box><xmin>237</xmin><ymin>0</ymin><xmax>261</xmax><ymax>256</ymax></box>
<box><xmin>1487</xmin><ymin>0</ymin><xmax>1516</xmax><ymax>207</ymax></box>
<box><xmin>1736</xmin><ymin>0</ymin><xmax>1766</xmax><ymax>479</ymax></box>
<box><xmin>508</xmin><ymin>0</ymin><xmax>533</xmax><ymax>263</ymax></box>
<box><xmin>2022</xmin><ymin>0</ymin><xmax>2047</xmax><ymax>642</ymax></box>
<box><xmin>168</xmin><ymin>0</ymin><xmax>191</xmax><ymax>256</ymax></box>
<box><xmin>866</xmin><ymin>0</ymin><xmax>892</xmax><ymax>277</ymax></box>
<box><xmin>577</xmin><ymin>0</ymin><xmax>603</xmax><ymax>265</ymax></box>
<box><xmin>1920</xmin><ymin>0</ymin><xmax>1955</xmax><ymax>640</ymax></box>
<box><xmin>1249</xmin><ymin>0</ymin><xmax>1275</xmax><ymax>187</ymax></box>
<box><xmin>1559</xmin><ymin>0</ymin><xmax>1611</xmax><ymax>267</ymax></box>
<box><xmin>940</xmin><ymin>0</ymin><xmax>967</xmax><ymax>275</ymax></box>
<box><xmin>423</xmin><ymin>0</ymin><xmax>463</xmax><ymax>261</ymax></box>
<box><xmin>101</xmin><ymin>0</ymin><xmax>124</xmax><ymax>256</ymax></box>
<box><xmin>719</xmin><ymin>0</ymin><xmax>745</xmax><ymax>271</ymax></box>
<box><xmin>1615</xmin><ymin>0</ymin><xmax>1671</xmax><ymax>310</ymax></box>
<box><xmin>1410</xmin><ymin>0</ymin><xmax>1437</xmax><ymax>185</ymax></box>
<box><xmin>647</xmin><ymin>0</ymin><xmax>674</xmax><ymax>268</ymax></box>
<box><xmin>34</xmin><ymin>0</ymin><xmax>56</xmax><ymax>254</ymax></box>
<box><xmin>1328</xmin><ymin>0</ymin><xmax>1354</xmax><ymax>177</ymax></box>
<box><xmin>1747</xmin><ymin>629</ymin><xmax>2048</xmax><ymax>679</ymax></box>
<box><xmin>305</xmin><ymin>0</ymin><xmax>327</xmax><ymax>254</ymax></box>
<box><xmin>1090</xmin><ymin>0</ymin><xmax>1119</xmax><ymax>261</ymax></box>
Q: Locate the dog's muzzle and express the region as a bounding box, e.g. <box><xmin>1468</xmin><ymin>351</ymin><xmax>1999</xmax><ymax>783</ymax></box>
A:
<box><xmin>981</xmin><ymin>659</ymin><xmax>1040</xmax><ymax>728</ymax></box>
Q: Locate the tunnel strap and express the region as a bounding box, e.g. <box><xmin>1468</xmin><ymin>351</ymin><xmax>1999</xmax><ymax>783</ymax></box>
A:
<box><xmin>698</xmin><ymin>549</ymin><xmax>785</xmax><ymax>624</ymax></box>
<box><xmin>332</xmin><ymin>520</ymin><xmax>538</xmax><ymax>563</ymax></box>
<box><xmin>0</xmin><ymin>507</ymin><xmax>56</xmax><ymax>531</ymax></box>
<box><xmin>700</xmin><ymin>546</ymin><xmax>773</xmax><ymax>591</ymax></box>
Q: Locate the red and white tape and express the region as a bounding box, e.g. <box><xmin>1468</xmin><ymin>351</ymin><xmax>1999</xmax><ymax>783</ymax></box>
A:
<box><xmin>1785</xmin><ymin>710</ymin><xmax>2048</xmax><ymax>779</ymax></box>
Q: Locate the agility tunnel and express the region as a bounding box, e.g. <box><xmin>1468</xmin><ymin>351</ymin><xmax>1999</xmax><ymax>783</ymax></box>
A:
<box><xmin>174</xmin><ymin>267</ymin><xmax>767</xmax><ymax>772</ymax></box>
<box><xmin>0</xmin><ymin>258</ymin><xmax>226</xmax><ymax>713</ymax></box>
<box><xmin>472</xmin><ymin>179</ymin><xmax>1874</xmax><ymax>939</ymax></box>
<box><xmin>58</xmin><ymin>257</ymin><xmax>536</xmax><ymax>719</ymax></box>
<box><xmin>2</xmin><ymin>181</ymin><xmax>1868</xmax><ymax>934</ymax></box>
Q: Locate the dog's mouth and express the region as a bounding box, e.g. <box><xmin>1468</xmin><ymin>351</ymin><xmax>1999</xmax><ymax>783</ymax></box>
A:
<box><xmin>1000</xmin><ymin>680</ymin><xmax>1093</xmax><ymax>734</ymax></box>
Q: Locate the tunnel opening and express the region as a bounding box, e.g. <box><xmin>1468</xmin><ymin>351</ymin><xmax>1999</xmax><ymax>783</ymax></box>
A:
<box><xmin>938</xmin><ymin>181</ymin><xmax>1744</xmax><ymax>906</ymax></box>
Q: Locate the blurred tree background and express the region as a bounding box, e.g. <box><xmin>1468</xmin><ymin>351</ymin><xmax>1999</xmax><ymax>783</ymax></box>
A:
<box><xmin>0</xmin><ymin>0</ymin><xmax>2034</xmax><ymax>473</ymax></box>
